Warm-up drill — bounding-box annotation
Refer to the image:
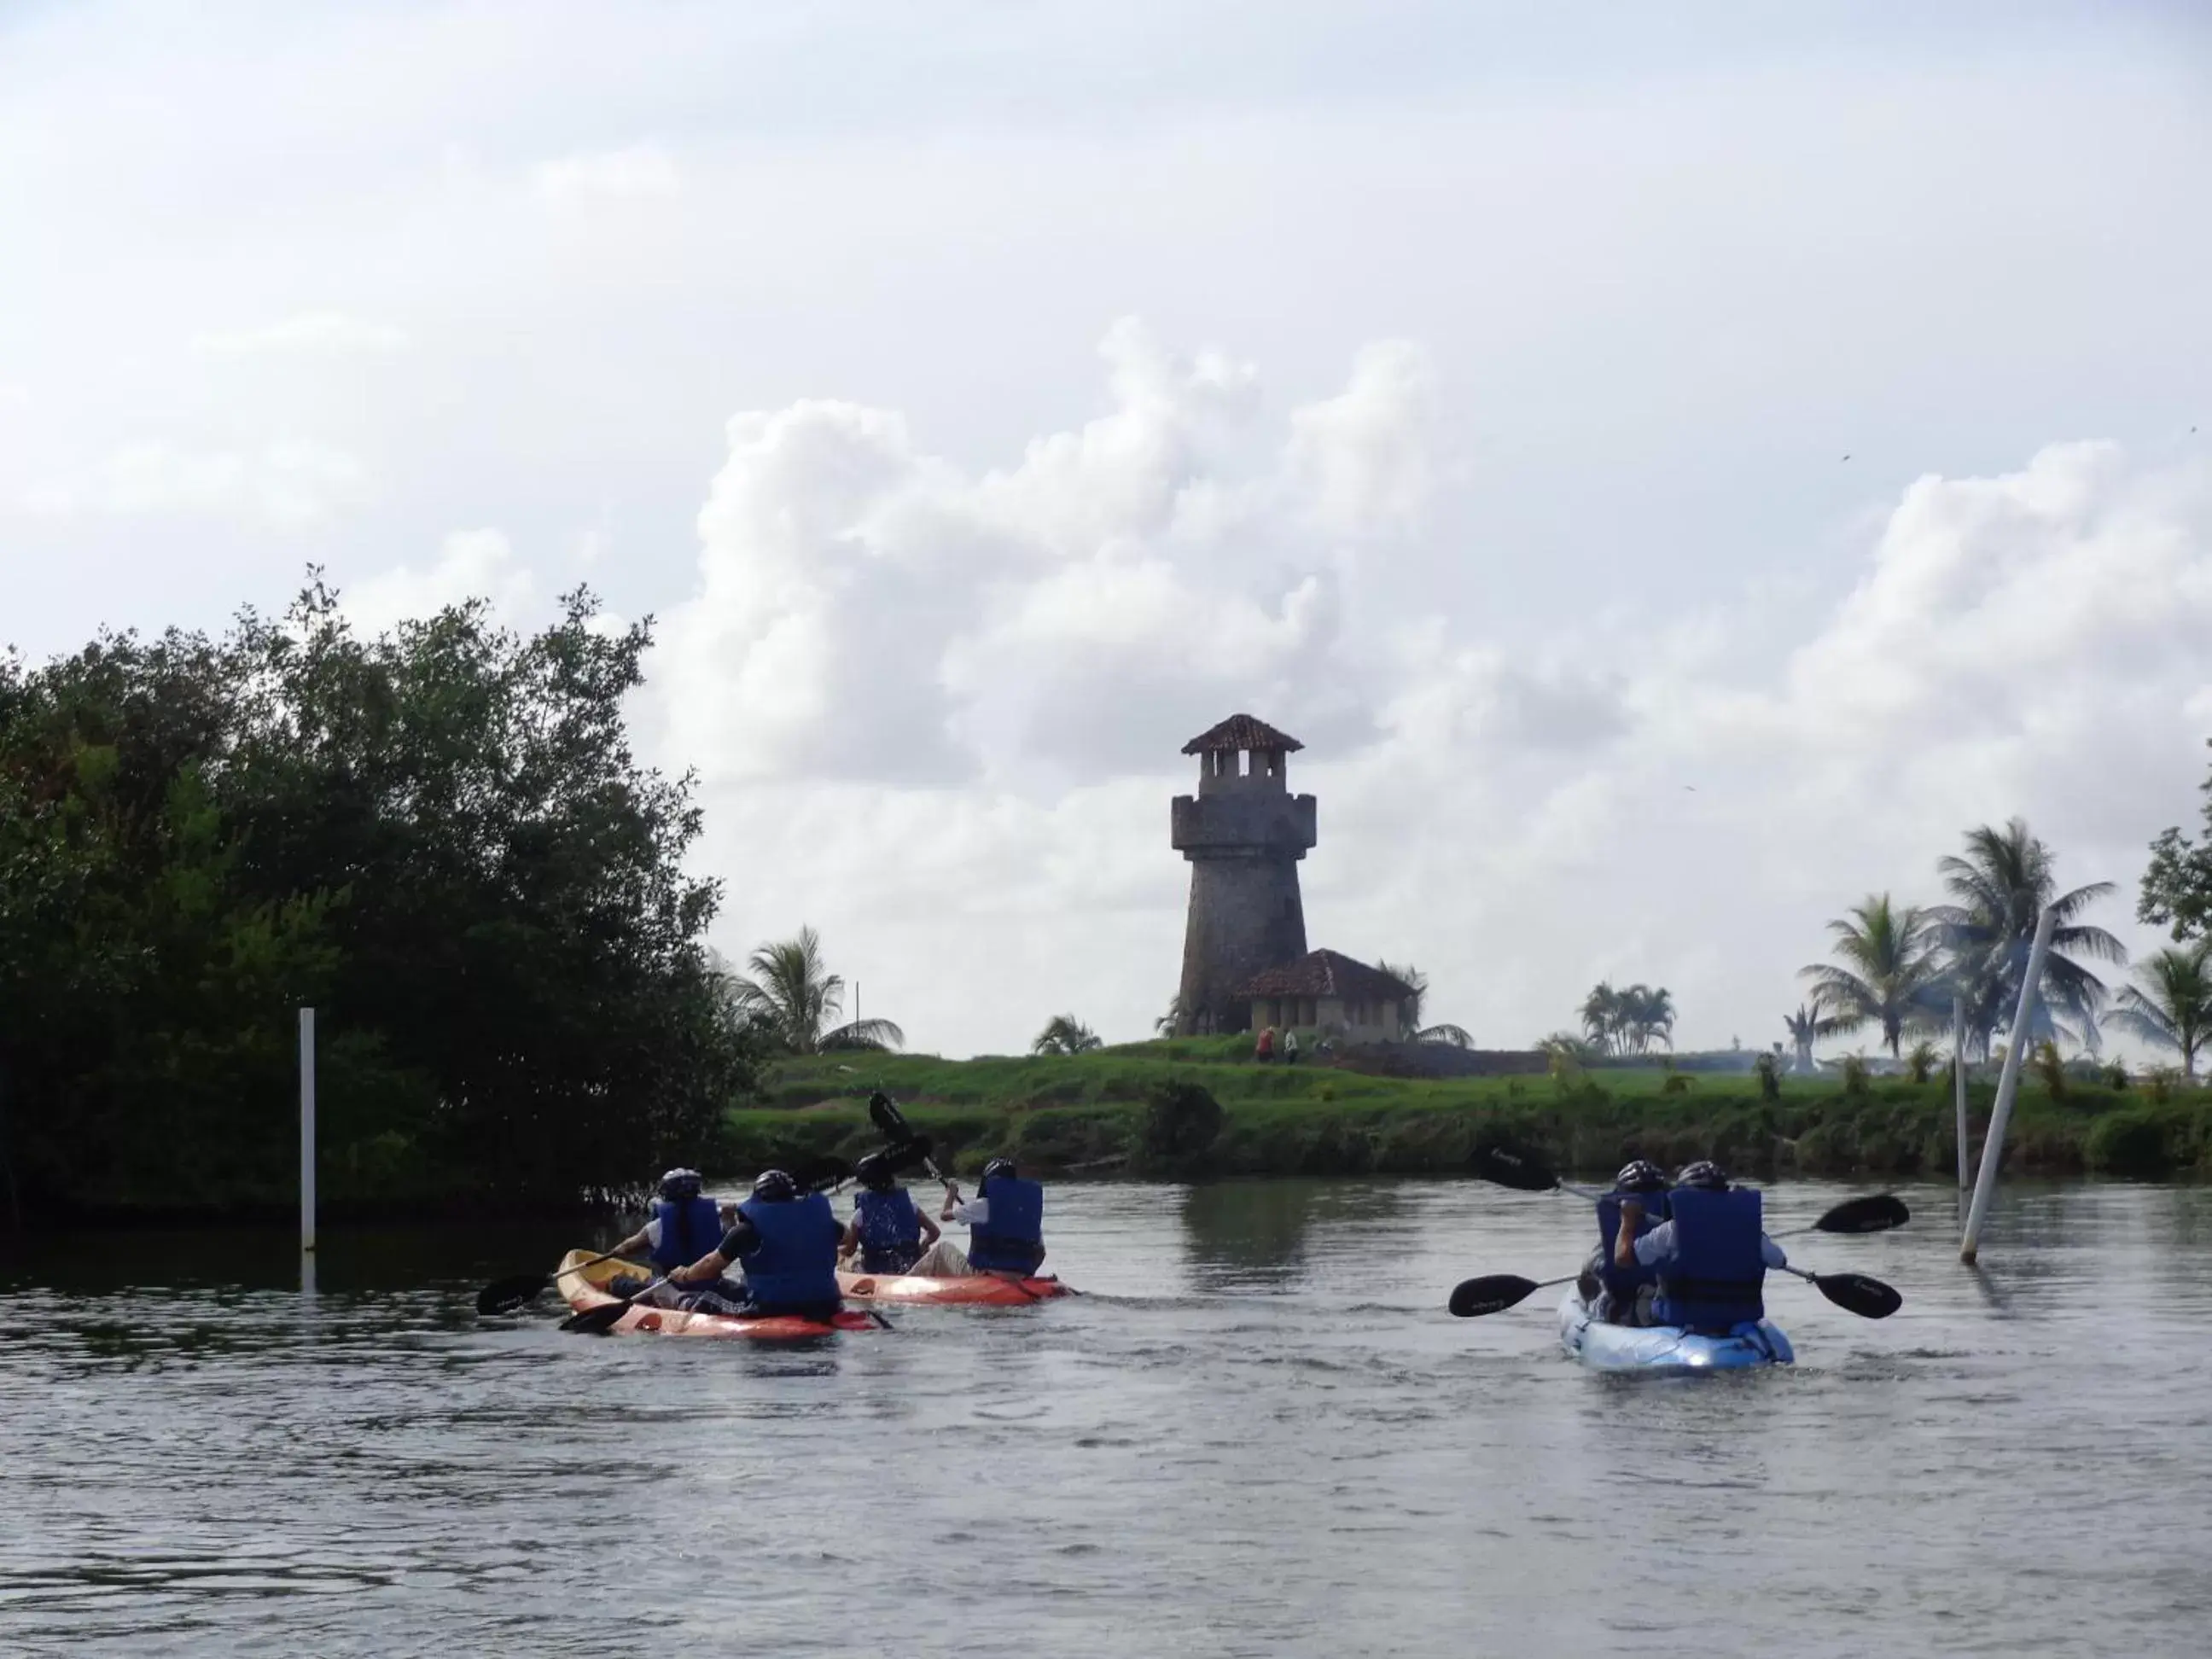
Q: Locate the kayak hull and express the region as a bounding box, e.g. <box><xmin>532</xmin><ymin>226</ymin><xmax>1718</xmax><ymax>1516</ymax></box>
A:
<box><xmin>556</xmin><ymin>1249</ymin><xmax>874</xmax><ymax>1339</ymax></box>
<box><xmin>1558</xmin><ymin>1289</ymin><xmax>1793</xmax><ymax>1372</ymax></box>
<box><xmin>836</xmin><ymin>1268</ymin><xmax>1070</xmax><ymax>1305</ymax></box>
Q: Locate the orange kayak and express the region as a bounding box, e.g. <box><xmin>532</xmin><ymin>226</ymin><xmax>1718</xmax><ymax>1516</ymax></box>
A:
<box><xmin>836</xmin><ymin>1267</ymin><xmax>1071</xmax><ymax>1305</ymax></box>
<box><xmin>556</xmin><ymin>1249</ymin><xmax>876</xmax><ymax>1338</ymax></box>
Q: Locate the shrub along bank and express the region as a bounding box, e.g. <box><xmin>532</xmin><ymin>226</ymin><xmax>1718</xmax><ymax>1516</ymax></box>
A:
<box><xmin>730</xmin><ymin>1043</ymin><xmax>2212</xmax><ymax>1184</ymax></box>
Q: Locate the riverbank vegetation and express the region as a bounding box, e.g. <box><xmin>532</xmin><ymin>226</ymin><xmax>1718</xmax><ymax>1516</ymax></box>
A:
<box><xmin>727</xmin><ymin>1041</ymin><xmax>2212</xmax><ymax>1185</ymax></box>
<box><xmin>0</xmin><ymin>579</ymin><xmax>752</xmax><ymax>1220</ymax></box>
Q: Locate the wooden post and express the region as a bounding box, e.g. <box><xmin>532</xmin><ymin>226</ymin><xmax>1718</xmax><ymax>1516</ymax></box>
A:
<box><xmin>300</xmin><ymin>1007</ymin><xmax>317</xmax><ymax>1254</ymax></box>
<box><xmin>1959</xmin><ymin>907</ymin><xmax>2057</xmax><ymax>1264</ymax></box>
<box><xmin>1952</xmin><ymin>995</ymin><xmax>1970</xmax><ymax>1197</ymax></box>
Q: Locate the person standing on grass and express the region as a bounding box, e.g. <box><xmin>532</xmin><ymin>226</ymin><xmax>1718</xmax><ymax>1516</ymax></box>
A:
<box><xmin>1255</xmin><ymin>1025</ymin><xmax>1276</xmax><ymax>1063</ymax></box>
<box><xmin>1284</xmin><ymin>1028</ymin><xmax>1301</xmax><ymax>1066</ymax></box>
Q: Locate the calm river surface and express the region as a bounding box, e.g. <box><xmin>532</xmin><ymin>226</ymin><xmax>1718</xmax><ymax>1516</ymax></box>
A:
<box><xmin>3</xmin><ymin>1178</ymin><xmax>2209</xmax><ymax>1656</ymax></box>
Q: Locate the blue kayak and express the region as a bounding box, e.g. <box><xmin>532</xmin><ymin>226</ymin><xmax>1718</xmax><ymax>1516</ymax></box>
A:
<box><xmin>1558</xmin><ymin>1289</ymin><xmax>1794</xmax><ymax>1372</ymax></box>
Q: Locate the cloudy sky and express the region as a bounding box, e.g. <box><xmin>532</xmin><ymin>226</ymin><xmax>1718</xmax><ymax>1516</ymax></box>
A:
<box><xmin>6</xmin><ymin>2</ymin><xmax>2210</xmax><ymax>1057</ymax></box>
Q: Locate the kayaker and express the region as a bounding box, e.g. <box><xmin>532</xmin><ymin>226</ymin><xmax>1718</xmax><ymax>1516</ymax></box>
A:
<box><xmin>1582</xmin><ymin>1159</ymin><xmax>1670</xmax><ymax>1324</ymax></box>
<box><xmin>664</xmin><ymin>1167</ymin><xmax>844</xmax><ymax>1319</ymax></box>
<box><xmin>940</xmin><ymin>1156</ymin><xmax>1047</xmax><ymax>1278</ymax></box>
<box><xmin>1613</xmin><ymin>1161</ymin><xmax>1787</xmax><ymax>1335</ymax></box>
<box><xmin>602</xmin><ymin>1168</ymin><xmax>734</xmax><ymax>1308</ymax></box>
<box><xmin>840</xmin><ymin>1152</ymin><xmax>941</xmax><ymax>1274</ymax></box>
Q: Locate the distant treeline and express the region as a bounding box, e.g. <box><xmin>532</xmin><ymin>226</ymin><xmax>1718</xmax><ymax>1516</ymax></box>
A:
<box><xmin>0</xmin><ymin>579</ymin><xmax>754</xmax><ymax>1221</ymax></box>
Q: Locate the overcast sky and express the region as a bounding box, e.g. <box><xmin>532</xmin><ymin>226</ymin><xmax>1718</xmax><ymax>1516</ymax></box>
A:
<box><xmin>6</xmin><ymin>2</ymin><xmax>2210</xmax><ymax>1057</ymax></box>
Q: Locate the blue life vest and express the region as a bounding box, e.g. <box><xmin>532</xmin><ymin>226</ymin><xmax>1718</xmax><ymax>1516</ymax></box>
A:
<box><xmin>854</xmin><ymin>1186</ymin><xmax>923</xmax><ymax>1273</ymax></box>
<box><xmin>1654</xmin><ymin>1186</ymin><xmax>1767</xmax><ymax>1334</ymax></box>
<box><xmin>968</xmin><ymin>1176</ymin><xmax>1045</xmax><ymax>1273</ymax></box>
<box><xmin>736</xmin><ymin>1192</ymin><xmax>841</xmax><ymax>1308</ymax></box>
<box><xmin>649</xmin><ymin>1196</ymin><xmax>725</xmax><ymax>1274</ymax></box>
<box><xmin>1595</xmin><ymin>1191</ymin><xmax>1669</xmax><ymax>1309</ymax></box>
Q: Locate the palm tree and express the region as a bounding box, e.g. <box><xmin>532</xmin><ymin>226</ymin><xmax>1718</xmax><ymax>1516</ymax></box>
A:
<box><xmin>1375</xmin><ymin>961</ymin><xmax>1474</xmax><ymax>1046</ymax></box>
<box><xmin>1155</xmin><ymin>996</ymin><xmax>1183</xmax><ymax>1037</ymax></box>
<box><xmin>1799</xmin><ymin>894</ymin><xmax>1945</xmax><ymax>1057</ymax></box>
<box><xmin>1782</xmin><ymin>1004</ymin><xmax>1827</xmax><ymax>1073</ymax></box>
<box><xmin>727</xmin><ymin>926</ymin><xmax>905</xmax><ymax>1054</ymax></box>
<box><xmin>1032</xmin><ymin>1014</ymin><xmax>1103</xmax><ymax>1056</ymax></box>
<box><xmin>1930</xmin><ymin>818</ymin><xmax>2124</xmax><ymax>1058</ymax></box>
<box><xmin>1620</xmin><ymin>983</ymin><xmax>1675</xmax><ymax>1053</ymax></box>
<box><xmin>2108</xmin><ymin>942</ymin><xmax>2212</xmax><ymax>1080</ymax></box>
<box><xmin>1580</xmin><ymin>982</ymin><xmax>1624</xmax><ymax>1056</ymax></box>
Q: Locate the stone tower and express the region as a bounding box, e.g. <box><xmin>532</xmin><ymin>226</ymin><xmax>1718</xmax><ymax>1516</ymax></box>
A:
<box><xmin>1172</xmin><ymin>713</ymin><xmax>1317</xmax><ymax>1035</ymax></box>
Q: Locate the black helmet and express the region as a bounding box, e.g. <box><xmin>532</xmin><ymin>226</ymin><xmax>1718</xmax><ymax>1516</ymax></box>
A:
<box><xmin>751</xmin><ymin>1168</ymin><xmax>799</xmax><ymax>1202</ymax></box>
<box><xmin>981</xmin><ymin>1157</ymin><xmax>1016</xmax><ymax>1189</ymax></box>
<box><xmin>1674</xmin><ymin>1160</ymin><xmax>1729</xmax><ymax>1191</ymax></box>
<box><xmin>658</xmin><ymin>1167</ymin><xmax>703</xmax><ymax>1202</ymax></box>
<box><xmin>1614</xmin><ymin>1159</ymin><xmax>1667</xmax><ymax>1195</ymax></box>
<box><xmin>854</xmin><ymin>1153</ymin><xmax>895</xmax><ymax>1192</ymax></box>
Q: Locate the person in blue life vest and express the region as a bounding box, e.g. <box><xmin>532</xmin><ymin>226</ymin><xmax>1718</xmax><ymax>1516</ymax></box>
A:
<box><xmin>839</xmin><ymin>1152</ymin><xmax>941</xmax><ymax>1274</ymax></box>
<box><xmin>1579</xmin><ymin>1159</ymin><xmax>1670</xmax><ymax>1325</ymax></box>
<box><xmin>603</xmin><ymin>1167</ymin><xmax>744</xmax><ymax>1310</ymax></box>
<box><xmin>939</xmin><ymin>1156</ymin><xmax>1047</xmax><ymax>1278</ymax></box>
<box><xmin>1611</xmin><ymin>1160</ymin><xmax>1787</xmax><ymax>1334</ymax></box>
<box><xmin>659</xmin><ymin>1167</ymin><xmax>845</xmax><ymax>1320</ymax></box>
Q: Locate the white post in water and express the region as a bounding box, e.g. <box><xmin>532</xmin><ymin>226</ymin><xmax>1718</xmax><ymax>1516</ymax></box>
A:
<box><xmin>299</xmin><ymin>1006</ymin><xmax>317</xmax><ymax>1254</ymax></box>
<box><xmin>1959</xmin><ymin>906</ymin><xmax>2058</xmax><ymax>1264</ymax></box>
<box><xmin>1953</xmin><ymin>994</ymin><xmax>1970</xmax><ymax>1198</ymax></box>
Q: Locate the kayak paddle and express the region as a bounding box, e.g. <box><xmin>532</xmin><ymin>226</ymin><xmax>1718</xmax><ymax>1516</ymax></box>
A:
<box><xmin>1448</xmin><ymin>1272</ymin><xmax>1578</xmax><ymax>1317</ymax></box>
<box><xmin>1469</xmin><ymin>1146</ymin><xmax>1910</xmax><ymax>1237</ymax></box>
<box><xmin>1774</xmin><ymin>1264</ymin><xmax>1902</xmax><ymax>1319</ymax></box>
<box><xmin>477</xmin><ymin>1246</ymin><xmax>643</xmax><ymax>1317</ymax></box>
<box><xmin>562</xmin><ymin>1274</ymin><xmax>667</xmax><ymax>1335</ymax></box>
<box><xmin>870</xmin><ymin>1091</ymin><xmax>949</xmax><ymax>1184</ymax></box>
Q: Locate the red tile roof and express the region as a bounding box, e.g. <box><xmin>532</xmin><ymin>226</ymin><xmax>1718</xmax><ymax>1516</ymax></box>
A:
<box><xmin>1181</xmin><ymin>713</ymin><xmax>1303</xmax><ymax>755</ymax></box>
<box><xmin>1242</xmin><ymin>950</ymin><xmax>1413</xmax><ymax>1003</ymax></box>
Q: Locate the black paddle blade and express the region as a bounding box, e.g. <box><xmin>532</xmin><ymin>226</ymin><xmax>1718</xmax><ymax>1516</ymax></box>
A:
<box><xmin>559</xmin><ymin>1298</ymin><xmax>634</xmax><ymax>1336</ymax></box>
<box><xmin>1813</xmin><ymin>1194</ymin><xmax>1911</xmax><ymax>1234</ymax></box>
<box><xmin>1448</xmin><ymin>1274</ymin><xmax>1542</xmax><ymax>1317</ymax></box>
<box><xmin>867</xmin><ymin>1090</ymin><xmax>913</xmax><ymax>1143</ymax></box>
<box><xmin>1469</xmin><ymin>1144</ymin><xmax>1559</xmax><ymax>1193</ymax></box>
<box><xmin>888</xmin><ymin>1133</ymin><xmax>934</xmax><ymax>1173</ymax></box>
<box><xmin>796</xmin><ymin>1155</ymin><xmax>855</xmax><ymax>1192</ymax></box>
<box><xmin>475</xmin><ymin>1272</ymin><xmax>550</xmax><ymax>1316</ymax></box>
<box><xmin>1811</xmin><ymin>1271</ymin><xmax>1902</xmax><ymax>1319</ymax></box>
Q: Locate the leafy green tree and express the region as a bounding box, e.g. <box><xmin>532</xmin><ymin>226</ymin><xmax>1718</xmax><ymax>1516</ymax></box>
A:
<box><xmin>729</xmin><ymin>926</ymin><xmax>904</xmax><ymax>1054</ymax></box>
<box><xmin>1799</xmin><ymin>894</ymin><xmax>1945</xmax><ymax>1057</ymax></box>
<box><xmin>2107</xmin><ymin>942</ymin><xmax>2212</xmax><ymax>1080</ymax></box>
<box><xmin>1930</xmin><ymin>818</ymin><xmax>2123</xmax><ymax>1058</ymax></box>
<box><xmin>0</xmin><ymin>577</ymin><xmax>753</xmax><ymax>1215</ymax></box>
<box><xmin>1620</xmin><ymin>983</ymin><xmax>1675</xmax><ymax>1053</ymax></box>
<box><xmin>1782</xmin><ymin>1004</ymin><xmax>1828</xmax><ymax>1073</ymax></box>
<box><xmin>2140</xmin><ymin>739</ymin><xmax>2212</xmax><ymax>941</ymax></box>
<box><xmin>1031</xmin><ymin>1014</ymin><xmax>1103</xmax><ymax>1056</ymax></box>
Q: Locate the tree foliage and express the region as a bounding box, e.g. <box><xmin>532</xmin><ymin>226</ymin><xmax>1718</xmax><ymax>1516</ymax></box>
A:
<box><xmin>2108</xmin><ymin>942</ymin><xmax>2212</xmax><ymax>1081</ymax></box>
<box><xmin>2140</xmin><ymin>739</ymin><xmax>2212</xmax><ymax>942</ymax></box>
<box><xmin>1374</xmin><ymin>960</ymin><xmax>1472</xmax><ymax>1046</ymax></box>
<box><xmin>1031</xmin><ymin>1015</ymin><xmax>1103</xmax><ymax>1057</ymax></box>
<box><xmin>0</xmin><ymin>578</ymin><xmax>754</xmax><ymax>1215</ymax></box>
<box><xmin>1798</xmin><ymin>893</ymin><xmax>1946</xmax><ymax>1057</ymax></box>
<box><xmin>726</xmin><ymin>926</ymin><xmax>903</xmax><ymax>1055</ymax></box>
<box><xmin>1930</xmin><ymin>818</ymin><xmax>2123</xmax><ymax>1057</ymax></box>
<box><xmin>1580</xmin><ymin>981</ymin><xmax>1674</xmax><ymax>1056</ymax></box>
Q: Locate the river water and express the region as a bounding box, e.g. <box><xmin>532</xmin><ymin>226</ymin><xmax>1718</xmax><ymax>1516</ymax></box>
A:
<box><xmin>3</xmin><ymin>1178</ymin><xmax>2209</xmax><ymax>1657</ymax></box>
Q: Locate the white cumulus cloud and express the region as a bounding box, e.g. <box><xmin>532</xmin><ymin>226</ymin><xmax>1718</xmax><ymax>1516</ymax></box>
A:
<box><xmin>344</xmin><ymin>529</ymin><xmax>539</xmax><ymax>636</ymax></box>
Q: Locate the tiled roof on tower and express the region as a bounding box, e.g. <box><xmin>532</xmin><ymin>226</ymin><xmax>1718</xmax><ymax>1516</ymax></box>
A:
<box><xmin>1181</xmin><ymin>713</ymin><xmax>1304</xmax><ymax>755</ymax></box>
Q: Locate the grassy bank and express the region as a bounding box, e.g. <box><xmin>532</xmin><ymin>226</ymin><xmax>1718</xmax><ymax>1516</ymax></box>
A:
<box><xmin>726</xmin><ymin>1041</ymin><xmax>2212</xmax><ymax>1182</ymax></box>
